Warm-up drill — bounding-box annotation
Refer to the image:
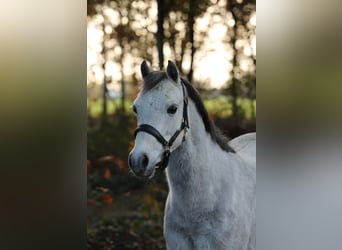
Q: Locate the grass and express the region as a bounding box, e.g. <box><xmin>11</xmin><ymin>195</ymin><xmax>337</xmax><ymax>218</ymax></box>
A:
<box><xmin>204</xmin><ymin>97</ymin><xmax>256</xmax><ymax>120</ymax></box>
<box><xmin>87</xmin><ymin>98</ymin><xmax>134</xmax><ymax>117</ymax></box>
<box><xmin>87</xmin><ymin>97</ymin><xmax>256</xmax><ymax>119</ymax></box>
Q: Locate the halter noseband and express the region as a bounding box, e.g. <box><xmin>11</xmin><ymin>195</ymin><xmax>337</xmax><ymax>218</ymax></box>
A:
<box><xmin>134</xmin><ymin>80</ymin><xmax>190</xmax><ymax>170</ymax></box>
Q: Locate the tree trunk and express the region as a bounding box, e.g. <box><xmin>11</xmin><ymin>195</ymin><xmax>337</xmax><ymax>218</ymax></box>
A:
<box><xmin>102</xmin><ymin>67</ymin><xmax>107</xmax><ymax>121</ymax></box>
<box><xmin>157</xmin><ymin>0</ymin><xmax>165</xmax><ymax>70</ymax></box>
<box><xmin>101</xmin><ymin>22</ymin><xmax>108</xmax><ymax>122</ymax></box>
<box><xmin>187</xmin><ymin>0</ymin><xmax>196</xmax><ymax>82</ymax></box>
<box><xmin>120</xmin><ymin>55</ymin><xmax>125</xmax><ymax>113</ymax></box>
<box><xmin>231</xmin><ymin>38</ymin><xmax>238</xmax><ymax>119</ymax></box>
<box><xmin>250</xmin><ymin>57</ymin><xmax>256</xmax><ymax>118</ymax></box>
<box><xmin>229</xmin><ymin>0</ymin><xmax>239</xmax><ymax>119</ymax></box>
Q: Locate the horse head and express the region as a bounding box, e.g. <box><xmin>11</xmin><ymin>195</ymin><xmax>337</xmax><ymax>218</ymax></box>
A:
<box><xmin>128</xmin><ymin>60</ymin><xmax>189</xmax><ymax>178</ymax></box>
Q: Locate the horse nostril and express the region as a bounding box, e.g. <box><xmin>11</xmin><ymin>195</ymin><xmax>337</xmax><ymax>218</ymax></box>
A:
<box><xmin>141</xmin><ymin>154</ymin><xmax>149</xmax><ymax>168</ymax></box>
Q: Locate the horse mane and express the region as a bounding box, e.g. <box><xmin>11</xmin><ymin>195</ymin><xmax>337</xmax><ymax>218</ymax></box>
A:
<box><xmin>142</xmin><ymin>71</ymin><xmax>235</xmax><ymax>153</ymax></box>
<box><xmin>181</xmin><ymin>78</ymin><xmax>235</xmax><ymax>153</ymax></box>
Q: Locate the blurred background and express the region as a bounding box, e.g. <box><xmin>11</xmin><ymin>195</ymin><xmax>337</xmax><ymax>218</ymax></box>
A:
<box><xmin>87</xmin><ymin>0</ymin><xmax>256</xmax><ymax>249</ymax></box>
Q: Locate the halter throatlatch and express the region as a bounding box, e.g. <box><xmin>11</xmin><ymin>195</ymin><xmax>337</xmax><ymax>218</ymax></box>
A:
<box><xmin>134</xmin><ymin>81</ymin><xmax>189</xmax><ymax>170</ymax></box>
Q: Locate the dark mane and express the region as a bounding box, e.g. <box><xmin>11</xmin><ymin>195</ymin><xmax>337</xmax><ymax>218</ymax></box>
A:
<box><xmin>141</xmin><ymin>72</ymin><xmax>235</xmax><ymax>153</ymax></box>
<box><xmin>181</xmin><ymin>78</ymin><xmax>235</xmax><ymax>153</ymax></box>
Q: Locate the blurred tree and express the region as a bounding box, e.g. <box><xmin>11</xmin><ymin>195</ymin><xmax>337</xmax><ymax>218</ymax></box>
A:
<box><xmin>87</xmin><ymin>0</ymin><xmax>256</xmax><ymax>118</ymax></box>
<box><xmin>111</xmin><ymin>2</ymin><xmax>139</xmax><ymax>113</ymax></box>
<box><xmin>226</xmin><ymin>0</ymin><xmax>256</xmax><ymax>119</ymax></box>
<box><xmin>170</xmin><ymin>0</ymin><xmax>211</xmax><ymax>80</ymax></box>
<box><xmin>88</xmin><ymin>0</ymin><xmax>105</xmax><ymax>16</ymax></box>
<box><xmin>187</xmin><ymin>0</ymin><xmax>197</xmax><ymax>81</ymax></box>
<box><xmin>88</xmin><ymin>0</ymin><xmax>155</xmax><ymax>115</ymax></box>
<box><xmin>113</xmin><ymin>24</ymin><xmax>135</xmax><ymax>113</ymax></box>
<box><xmin>101</xmin><ymin>48</ymin><xmax>108</xmax><ymax>122</ymax></box>
<box><xmin>101</xmin><ymin>1</ymin><xmax>109</xmax><ymax>122</ymax></box>
<box><xmin>155</xmin><ymin>0</ymin><xmax>211</xmax><ymax>74</ymax></box>
<box><xmin>157</xmin><ymin>0</ymin><xmax>166</xmax><ymax>69</ymax></box>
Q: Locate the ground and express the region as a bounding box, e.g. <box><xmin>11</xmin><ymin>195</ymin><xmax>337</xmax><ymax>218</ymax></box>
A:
<box><xmin>87</xmin><ymin>229</ymin><xmax>165</xmax><ymax>250</ymax></box>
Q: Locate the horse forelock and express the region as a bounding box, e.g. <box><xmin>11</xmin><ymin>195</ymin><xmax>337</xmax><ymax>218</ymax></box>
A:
<box><xmin>141</xmin><ymin>71</ymin><xmax>167</xmax><ymax>93</ymax></box>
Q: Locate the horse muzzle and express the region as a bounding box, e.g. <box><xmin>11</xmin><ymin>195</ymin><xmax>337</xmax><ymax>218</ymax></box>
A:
<box><xmin>128</xmin><ymin>151</ymin><xmax>156</xmax><ymax>177</ymax></box>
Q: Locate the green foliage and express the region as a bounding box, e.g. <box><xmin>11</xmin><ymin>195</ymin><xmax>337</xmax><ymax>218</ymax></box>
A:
<box><xmin>88</xmin><ymin>97</ymin><xmax>256</xmax><ymax>120</ymax></box>
<box><xmin>87</xmin><ymin>98</ymin><xmax>134</xmax><ymax>118</ymax></box>
<box><xmin>204</xmin><ymin>97</ymin><xmax>256</xmax><ymax>119</ymax></box>
<box><xmin>87</xmin><ymin>113</ymin><xmax>133</xmax><ymax>159</ymax></box>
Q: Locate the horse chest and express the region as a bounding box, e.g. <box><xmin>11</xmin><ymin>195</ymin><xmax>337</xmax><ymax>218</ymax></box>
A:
<box><xmin>164</xmin><ymin>197</ymin><xmax>238</xmax><ymax>249</ymax></box>
<box><xmin>165</xmin><ymin>192</ymin><xmax>230</xmax><ymax>233</ymax></box>
<box><xmin>165</xmin><ymin>160</ymin><xmax>231</xmax><ymax>231</ymax></box>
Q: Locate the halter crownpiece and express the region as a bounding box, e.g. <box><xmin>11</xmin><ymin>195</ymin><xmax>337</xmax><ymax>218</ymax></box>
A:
<box><xmin>134</xmin><ymin>80</ymin><xmax>189</xmax><ymax>170</ymax></box>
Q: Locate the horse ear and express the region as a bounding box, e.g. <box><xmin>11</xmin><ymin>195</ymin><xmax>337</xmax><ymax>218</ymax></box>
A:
<box><xmin>141</xmin><ymin>60</ymin><xmax>152</xmax><ymax>78</ymax></box>
<box><xmin>166</xmin><ymin>60</ymin><xmax>179</xmax><ymax>83</ymax></box>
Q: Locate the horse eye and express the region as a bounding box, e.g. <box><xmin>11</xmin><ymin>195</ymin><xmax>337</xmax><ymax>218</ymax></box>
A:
<box><xmin>132</xmin><ymin>105</ymin><xmax>137</xmax><ymax>114</ymax></box>
<box><xmin>167</xmin><ymin>105</ymin><xmax>178</xmax><ymax>114</ymax></box>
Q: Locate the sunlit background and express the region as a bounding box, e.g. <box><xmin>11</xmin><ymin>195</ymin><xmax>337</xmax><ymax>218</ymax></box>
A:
<box><xmin>87</xmin><ymin>0</ymin><xmax>256</xmax><ymax>118</ymax></box>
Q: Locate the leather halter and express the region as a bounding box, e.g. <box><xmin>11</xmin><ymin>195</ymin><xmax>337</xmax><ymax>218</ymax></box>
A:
<box><xmin>134</xmin><ymin>80</ymin><xmax>190</xmax><ymax>170</ymax></box>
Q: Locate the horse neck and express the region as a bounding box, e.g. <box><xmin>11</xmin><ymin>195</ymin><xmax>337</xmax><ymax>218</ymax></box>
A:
<box><xmin>167</xmin><ymin>100</ymin><xmax>225</xmax><ymax>190</ymax></box>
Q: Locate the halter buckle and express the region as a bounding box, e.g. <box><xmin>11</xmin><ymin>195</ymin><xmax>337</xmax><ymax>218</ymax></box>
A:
<box><xmin>182</xmin><ymin>127</ymin><xmax>188</xmax><ymax>142</ymax></box>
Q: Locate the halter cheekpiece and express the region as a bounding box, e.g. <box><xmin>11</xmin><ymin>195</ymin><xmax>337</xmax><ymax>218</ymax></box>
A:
<box><xmin>134</xmin><ymin>80</ymin><xmax>190</xmax><ymax>170</ymax></box>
